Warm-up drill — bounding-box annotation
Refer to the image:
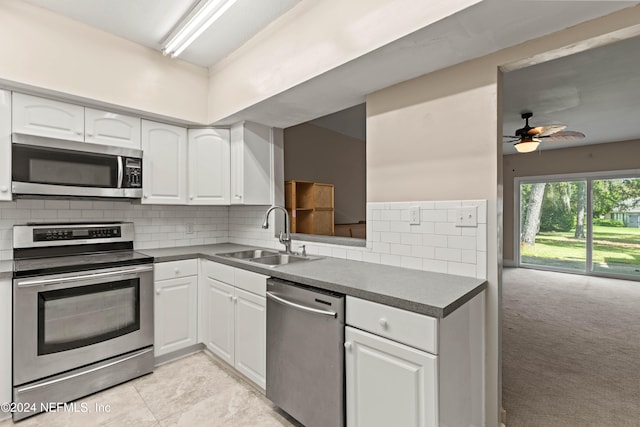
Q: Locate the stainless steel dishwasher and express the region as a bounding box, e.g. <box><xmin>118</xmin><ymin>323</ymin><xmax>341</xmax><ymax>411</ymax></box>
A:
<box><xmin>266</xmin><ymin>278</ymin><xmax>345</xmax><ymax>427</ymax></box>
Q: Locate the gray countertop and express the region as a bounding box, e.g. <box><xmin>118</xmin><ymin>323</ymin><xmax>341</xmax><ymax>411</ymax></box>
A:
<box><xmin>140</xmin><ymin>244</ymin><xmax>486</xmax><ymax>318</ymax></box>
<box><xmin>0</xmin><ymin>260</ymin><xmax>13</xmax><ymax>280</ymax></box>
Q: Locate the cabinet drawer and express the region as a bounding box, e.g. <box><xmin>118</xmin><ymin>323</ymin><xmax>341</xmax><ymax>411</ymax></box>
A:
<box><xmin>234</xmin><ymin>268</ymin><xmax>267</xmax><ymax>296</ymax></box>
<box><xmin>201</xmin><ymin>260</ymin><xmax>235</xmax><ymax>285</ymax></box>
<box><xmin>346</xmin><ymin>297</ymin><xmax>438</xmax><ymax>354</ymax></box>
<box><xmin>155</xmin><ymin>259</ymin><xmax>198</xmax><ymax>281</ymax></box>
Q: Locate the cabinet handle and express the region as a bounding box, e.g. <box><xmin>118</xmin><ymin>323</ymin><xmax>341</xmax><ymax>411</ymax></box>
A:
<box><xmin>75</xmin><ymin>130</ymin><xmax>83</xmax><ymax>135</ymax></box>
<box><xmin>156</xmin><ymin>289</ymin><xmax>161</xmax><ymax>295</ymax></box>
<box><xmin>87</xmin><ymin>132</ymin><xmax>93</xmax><ymax>137</ymax></box>
<box><xmin>233</xmin><ymin>296</ymin><xmax>238</xmax><ymax>303</ymax></box>
<box><xmin>143</xmin><ymin>194</ymin><xmax>149</xmax><ymax>199</ymax></box>
<box><xmin>344</xmin><ymin>341</ymin><xmax>352</xmax><ymax>351</ymax></box>
<box><xmin>379</xmin><ymin>318</ymin><xmax>389</xmax><ymax>329</ymax></box>
<box><xmin>174</xmin><ymin>268</ymin><xmax>180</xmax><ymax>275</ymax></box>
<box><xmin>0</xmin><ymin>186</ymin><xmax>7</xmax><ymax>193</ymax></box>
<box><xmin>228</xmin><ymin>295</ymin><xmax>233</xmax><ymax>301</ymax></box>
<box><xmin>189</xmin><ymin>195</ymin><xmax>194</xmax><ymax>200</ymax></box>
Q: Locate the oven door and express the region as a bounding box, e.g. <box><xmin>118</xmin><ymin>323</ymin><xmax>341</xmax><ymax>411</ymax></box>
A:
<box><xmin>13</xmin><ymin>264</ymin><xmax>153</xmax><ymax>386</ymax></box>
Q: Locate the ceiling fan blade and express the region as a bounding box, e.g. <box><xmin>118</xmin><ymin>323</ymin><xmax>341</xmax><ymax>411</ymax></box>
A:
<box><xmin>531</xmin><ymin>124</ymin><xmax>567</xmax><ymax>136</ymax></box>
<box><xmin>540</xmin><ymin>131</ymin><xmax>585</xmax><ymax>142</ymax></box>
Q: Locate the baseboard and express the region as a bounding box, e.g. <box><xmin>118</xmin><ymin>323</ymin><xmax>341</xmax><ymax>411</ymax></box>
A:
<box><xmin>154</xmin><ymin>343</ymin><xmax>205</xmax><ymax>366</ymax></box>
<box><xmin>503</xmin><ymin>259</ymin><xmax>516</xmax><ymax>268</ymax></box>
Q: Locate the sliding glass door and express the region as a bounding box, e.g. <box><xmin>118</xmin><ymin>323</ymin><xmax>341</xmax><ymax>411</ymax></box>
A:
<box><xmin>591</xmin><ymin>178</ymin><xmax>640</xmax><ymax>278</ymax></box>
<box><xmin>519</xmin><ymin>180</ymin><xmax>587</xmax><ymax>272</ymax></box>
<box><xmin>517</xmin><ymin>173</ymin><xmax>640</xmax><ymax>279</ymax></box>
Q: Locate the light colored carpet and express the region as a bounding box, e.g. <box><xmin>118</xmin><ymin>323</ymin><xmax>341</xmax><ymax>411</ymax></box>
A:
<box><xmin>502</xmin><ymin>268</ymin><xmax>640</xmax><ymax>427</ymax></box>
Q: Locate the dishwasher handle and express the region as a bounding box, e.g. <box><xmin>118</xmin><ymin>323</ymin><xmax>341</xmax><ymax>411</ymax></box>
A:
<box><xmin>266</xmin><ymin>291</ymin><xmax>337</xmax><ymax>318</ymax></box>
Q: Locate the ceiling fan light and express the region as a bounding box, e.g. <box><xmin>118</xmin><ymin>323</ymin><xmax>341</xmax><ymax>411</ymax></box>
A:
<box><xmin>514</xmin><ymin>138</ymin><xmax>540</xmax><ymax>153</ymax></box>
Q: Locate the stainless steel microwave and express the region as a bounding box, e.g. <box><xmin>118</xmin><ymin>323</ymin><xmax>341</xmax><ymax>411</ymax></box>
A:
<box><xmin>11</xmin><ymin>133</ymin><xmax>143</xmax><ymax>199</ymax></box>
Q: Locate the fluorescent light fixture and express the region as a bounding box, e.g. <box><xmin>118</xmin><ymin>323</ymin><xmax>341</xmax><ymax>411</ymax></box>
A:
<box><xmin>514</xmin><ymin>137</ymin><xmax>540</xmax><ymax>153</ymax></box>
<box><xmin>162</xmin><ymin>0</ymin><xmax>238</xmax><ymax>58</ymax></box>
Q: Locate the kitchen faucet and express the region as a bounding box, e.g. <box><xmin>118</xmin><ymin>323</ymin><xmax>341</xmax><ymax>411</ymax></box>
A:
<box><xmin>261</xmin><ymin>205</ymin><xmax>292</xmax><ymax>254</ymax></box>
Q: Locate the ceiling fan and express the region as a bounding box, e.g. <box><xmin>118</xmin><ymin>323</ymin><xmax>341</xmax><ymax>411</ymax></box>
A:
<box><xmin>504</xmin><ymin>112</ymin><xmax>585</xmax><ymax>153</ymax></box>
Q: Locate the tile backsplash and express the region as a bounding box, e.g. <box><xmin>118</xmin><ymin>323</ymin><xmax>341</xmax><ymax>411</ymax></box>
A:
<box><xmin>0</xmin><ymin>199</ymin><xmax>229</xmax><ymax>260</ymax></box>
<box><xmin>228</xmin><ymin>200</ymin><xmax>488</xmax><ymax>280</ymax></box>
<box><xmin>0</xmin><ymin>199</ymin><xmax>487</xmax><ymax>279</ymax></box>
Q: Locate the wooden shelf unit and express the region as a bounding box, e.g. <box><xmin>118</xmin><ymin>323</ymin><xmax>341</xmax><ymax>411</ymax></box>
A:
<box><xmin>285</xmin><ymin>180</ymin><xmax>335</xmax><ymax>236</ymax></box>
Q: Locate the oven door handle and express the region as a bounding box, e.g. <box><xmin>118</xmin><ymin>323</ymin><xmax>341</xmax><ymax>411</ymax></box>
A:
<box><xmin>15</xmin><ymin>265</ymin><xmax>153</xmax><ymax>287</ymax></box>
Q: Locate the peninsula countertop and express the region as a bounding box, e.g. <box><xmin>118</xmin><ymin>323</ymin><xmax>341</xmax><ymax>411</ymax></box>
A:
<box><xmin>139</xmin><ymin>244</ymin><xmax>486</xmax><ymax>318</ymax></box>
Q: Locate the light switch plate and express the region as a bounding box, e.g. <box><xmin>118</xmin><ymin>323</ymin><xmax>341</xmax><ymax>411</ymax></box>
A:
<box><xmin>409</xmin><ymin>206</ymin><xmax>420</xmax><ymax>225</ymax></box>
<box><xmin>455</xmin><ymin>207</ymin><xmax>477</xmax><ymax>227</ymax></box>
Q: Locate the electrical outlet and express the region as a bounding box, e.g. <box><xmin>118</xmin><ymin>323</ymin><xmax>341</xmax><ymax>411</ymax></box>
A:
<box><xmin>409</xmin><ymin>206</ymin><xmax>420</xmax><ymax>225</ymax></box>
<box><xmin>455</xmin><ymin>207</ymin><xmax>477</xmax><ymax>227</ymax></box>
<box><xmin>186</xmin><ymin>223</ymin><xmax>195</xmax><ymax>234</ymax></box>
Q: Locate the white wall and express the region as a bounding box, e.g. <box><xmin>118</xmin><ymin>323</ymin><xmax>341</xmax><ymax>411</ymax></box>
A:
<box><xmin>0</xmin><ymin>0</ymin><xmax>209</xmax><ymax>124</ymax></box>
<box><xmin>0</xmin><ymin>200</ymin><xmax>228</xmax><ymax>259</ymax></box>
<box><xmin>284</xmin><ymin>123</ymin><xmax>366</xmax><ymax>224</ymax></box>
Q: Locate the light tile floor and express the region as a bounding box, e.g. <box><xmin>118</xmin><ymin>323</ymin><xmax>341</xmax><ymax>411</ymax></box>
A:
<box><xmin>0</xmin><ymin>352</ymin><xmax>300</xmax><ymax>427</ymax></box>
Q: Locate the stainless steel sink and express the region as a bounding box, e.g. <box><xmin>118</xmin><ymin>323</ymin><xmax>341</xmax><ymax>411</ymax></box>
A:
<box><xmin>217</xmin><ymin>249</ymin><xmax>279</xmax><ymax>259</ymax></box>
<box><xmin>217</xmin><ymin>249</ymin><xmax>321</xmax><ymax>267</ymax></box>
<box><xmin>249</xmin><ymin>253</ymin><xmax>317</xmax><ymax>267</ymax></box>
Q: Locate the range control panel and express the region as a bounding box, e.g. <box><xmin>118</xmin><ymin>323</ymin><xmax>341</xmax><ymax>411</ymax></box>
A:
<box><xmin>33</xmin><ymin>225</ymin><xmax>122</xmax><ymax>242</ymax></box>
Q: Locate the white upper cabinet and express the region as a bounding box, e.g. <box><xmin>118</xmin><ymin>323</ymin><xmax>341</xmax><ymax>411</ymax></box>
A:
<box><xmin>230</xmin><ymin>121</ymin><xmax>272</xmax><ymax>205</ymax></box>
<box><xmin>0</xmin><ymin>90</ymin><xmax>10</xmax><ymax>201</ymax></box>
<box><xmin>12</xmin><ymin>93</ymin><xmax>84</xmax><ymax>141</ymax></box>
<box><xmin>141</xmin><ymin>120</ymin><xmax>187</xmax><ymax>204</ymax></box>
<box><xmin>187</xmin><ymin>128</ymin><xmax>230</xmax><ymax>205</ymax></box>
<box><xmin>85</xmin><ymin>108</ymin><xmax>141</xmax><ymax>149</ymax></box>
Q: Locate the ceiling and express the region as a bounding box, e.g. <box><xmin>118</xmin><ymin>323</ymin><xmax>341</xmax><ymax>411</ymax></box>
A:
<box><xmin>502</xmin><ymin>34</ymin><xmax>640</xmax><ymax>155</ymax></box>
<box><xmin>18</xmin><ymin>0</ymin><xmax>640</xmax><ymax>143</ymax></box>
<box><xmin>21</xmin><ymin>0</ymin><xmax>301</xmax><ymax>68</ymax></box>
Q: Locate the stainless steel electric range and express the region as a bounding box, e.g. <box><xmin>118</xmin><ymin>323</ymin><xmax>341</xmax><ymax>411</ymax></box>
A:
<box><xmin>11</xmin><ymin>222</ymin><xmax>154</xmax><ymax>421</ymax></box>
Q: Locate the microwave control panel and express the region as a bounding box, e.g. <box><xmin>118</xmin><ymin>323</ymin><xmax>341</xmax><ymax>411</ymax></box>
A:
<box><xmin>124</xmin><ymin>157</ymin><xmax>142</xmax><ymax>188</ymax></box>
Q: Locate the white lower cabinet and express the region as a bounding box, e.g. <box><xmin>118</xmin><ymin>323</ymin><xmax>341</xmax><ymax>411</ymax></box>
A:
<box><xmin>1</xmin><ymin>279</ymin><xmax>11</xmax><ymax>420</ymax></box>
<box><xmin>199</xmin><ymin>260</ymin><xmax>266</xmax><ymax>389</ymax></box>
<box><xmin>345</xmin><ymin>294</ymin><xmax>485</xmax><ymax>427</ymax></box>
<box><xmin>154</xmin><ymin>260</ymin><xmax>198</xmax><ymax>357</ymax></box>
<box><xmin>345</xmin><ymin>327</ymin><xmax>438</xmax><ymax>427</ymax></box>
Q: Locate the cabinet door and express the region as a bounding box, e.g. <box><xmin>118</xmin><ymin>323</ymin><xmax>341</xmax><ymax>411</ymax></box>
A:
<box><xmin>0</xmin><ymin>279</ymin><xmax>10</xmax><ymax>420</ymax></box>
<box><xmin>234</xmin><ymin>288</ymin><xmax>266</xmax><ymax>389</ymax></box>
<box><xmin>85</xmin><ymin>108</ymin><xmax>141</xmax><ymax>149</ymax></box>
<box><xmin>12</xmin><ymin>93</ymin><xmax>84</xmax><ymax>141</ymax></box>
<box><xmin>0</xmin><ymin>90</ymin><xmax>10</xmax><ymax>201</ymax></box>
<box><xmin>345</xmin><ymin>326</ymin><xmax>438</xmax><ymax>427</ymax></box>
<box><xmin>229</xmin><ymin>125</ymin><xmax>244</xmax><ymax>204</ymax></box>
<box><xmin>202</xmin><ymin>276</ymin><xmax>235</xmax><ymax>366</ymax></box>
<box><xmin>187</xmin><ymin>129</ymin><xmax>230</xmax><ymax>205</ymax></box>
<box><xmin>141</xmin><ymin>120</ymin><xmax>187</xmax><ymax>204</ymax></box>
<box><xmin>154</xmin><ymin>276</ymin><xmax>198</xmax><ymax>357</ymax></box>
<box><xmin>230</xmin><ymin>122</ymin><xmax>272</xmax><ymax>205</ymax></box>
